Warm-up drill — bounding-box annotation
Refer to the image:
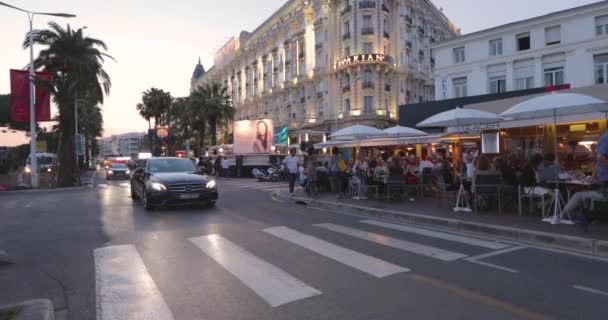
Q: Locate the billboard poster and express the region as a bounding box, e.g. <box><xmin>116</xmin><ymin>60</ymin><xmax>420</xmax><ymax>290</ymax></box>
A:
<box><xmin>233</xmin><ymin>119</ymin><xmax>274</xmax><ymax>154</ymax></box>
<box><xmin>273</xmin><ymin>126</ymin><xmax>288</xmax><ymax>145</ymax></box>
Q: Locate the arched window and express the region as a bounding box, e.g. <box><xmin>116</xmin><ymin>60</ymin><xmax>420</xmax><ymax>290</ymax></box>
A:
<box><xmin>363</xmin><ymin>69</ymin><xmax>373</xmax><ymax>88</ymax></box>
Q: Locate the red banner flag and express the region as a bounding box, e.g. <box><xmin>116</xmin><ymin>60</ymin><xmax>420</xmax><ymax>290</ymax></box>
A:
<box><xmin>9</xmin><ymin>69</ymin><xmax>53</xmax><ymax>122</ymax></box>
<box><xmin>9</xmin><ymin>69</ymin><xmax>29</xmax><ymax>122</ymax></box>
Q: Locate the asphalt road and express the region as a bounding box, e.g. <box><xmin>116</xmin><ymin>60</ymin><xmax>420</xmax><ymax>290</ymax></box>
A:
<box><xmin>1</xmin><ymin>172</ymin><xmax>608</xmax><ymax>320</ymax></box>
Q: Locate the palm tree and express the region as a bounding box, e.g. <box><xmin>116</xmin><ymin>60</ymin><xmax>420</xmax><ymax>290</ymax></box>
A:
<box><xmin>199</xmin><ymin>83</ymin><xmax>234</xmax><ymax>146</ymax></box>
<box><xmin>138</xmin><ymin>88</ymin><xmax>173</xmax><ymax>127</ymax></box>
<box><xmin>77</xmin><ymin>102</ymin><xmax>104</xmax><ymax>166</ymax></box>
<box><xmin>188</xmin><ymin>87</ymin><xmax>209</xmax><ymax>154</ymax></box>
<box><xmin>25</xmin><ymin>22</ymin><xmax>113</xmax><ymax>187</ymax></box>
<box><xmin>167</xmin><ymin>97</ymin><xmax>191</xmax><ymax>151</ymax></box>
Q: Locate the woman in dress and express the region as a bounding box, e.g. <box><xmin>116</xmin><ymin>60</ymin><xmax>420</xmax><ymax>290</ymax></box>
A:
<box><xmin>253</xmin><ymin>121</ymin><xmax>270</xmax><ymax>153</ymax></box>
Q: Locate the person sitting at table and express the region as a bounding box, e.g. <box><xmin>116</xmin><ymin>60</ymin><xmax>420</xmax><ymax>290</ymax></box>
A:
<box><xmin>431</xmin><ymin>155</ymin><xmax>443</xmax><ymax>177</ymax></box>
<box><xmin>465</xmin><ymin>155</ymin><xmax>476</xmax><ymax>180</ymax></box>
<box><xmin>440</xmin><ymin>159</ymin><xmax>455</xmax><ymax>186</ymax></box>
<box><xmin>402</xmin><ymin>159</ymin><xmax>418</xmax><ymax>202</ymax></box>
<box><xmin>471</xmin><ymin>156</ymin><xmax>501</xmax><ymax>192</ymax></box>
<box><xmin>561</xmin><ymin>130</ymin><xmax>608</xmax><ymax>222</ymax></box>
<box><xmin>418</xmin><ymin>156</ymin><xmax>435</xmax><ymax>170</ymax></box>
<box><xmin>520</xmin><ymin>154</ymin><xmax>555</xmax><ymax>213</ymax></box>
<box><xmin>539</xmin><ymin>152</ymin><xmax>563</xmax><ymax>183</ymax></box>
<box><xmin>493</xmin><ymin>157</ymin><xmax>517</xmax><ymax>186</ymax></box>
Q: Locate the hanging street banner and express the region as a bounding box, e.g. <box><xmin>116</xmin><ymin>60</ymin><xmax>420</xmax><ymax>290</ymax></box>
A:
<box><xmin>9</xmin><ymin>69</ymin><xmax>53</xmax><ymax>122</ymax></box>
<box><xmin>76</xmin><ymin>134</ymin><xmax>85</xmax><ymax>156</ymax></box>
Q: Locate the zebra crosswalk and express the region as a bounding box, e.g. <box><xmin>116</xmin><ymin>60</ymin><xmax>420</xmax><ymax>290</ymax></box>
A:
<box><xmin>94</xmin><ymin>220</ymin><xmax>514</xmax><ymax>320</ymax></box>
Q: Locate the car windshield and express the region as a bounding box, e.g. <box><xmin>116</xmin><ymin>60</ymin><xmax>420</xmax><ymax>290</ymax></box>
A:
<box><xmin>110</xmin><ymin>164</ymin><xmax>128</xmax><ymax>169</ymax></box>
<box><xmin>147</xmin><ymin>158</ymin><xmax>197</xmax><ymax>173</ymax></box>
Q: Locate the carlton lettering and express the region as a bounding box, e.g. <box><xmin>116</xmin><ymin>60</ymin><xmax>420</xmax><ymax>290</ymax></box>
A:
<box><xmin>335</xmin><ymin>54</ymin><xmax>390</xmax><ymax>69</ymax></box>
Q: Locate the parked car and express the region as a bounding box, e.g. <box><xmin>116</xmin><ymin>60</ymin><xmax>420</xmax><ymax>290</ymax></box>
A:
<box><xmin>106</xmin><ymin>163</ymin><xmax>131</xmax><ymax>180</ymax></box>
<box><xmin>130</xmin><ymin>157</ymin><xmax>218</xmax><ymax>210</ymax></box>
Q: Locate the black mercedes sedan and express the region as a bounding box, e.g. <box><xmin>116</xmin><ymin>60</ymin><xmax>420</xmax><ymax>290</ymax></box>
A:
<box><xmin>130</xmin><ymin>157</ymin><xmax>218</xmax><ymax>210</ymax></box>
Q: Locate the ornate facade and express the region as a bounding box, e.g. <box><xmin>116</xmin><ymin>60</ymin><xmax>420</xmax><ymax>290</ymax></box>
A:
<box><xmin>192</xmin><ymin>0</ymin><xmax>458</xmax><ymax>142</ymax></box>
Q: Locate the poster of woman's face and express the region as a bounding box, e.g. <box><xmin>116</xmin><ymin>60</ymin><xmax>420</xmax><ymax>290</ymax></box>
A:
<box><xmin>233</xmin><ymin>119</ymin><xmax>274</xmax><ymax>154</ymax></box>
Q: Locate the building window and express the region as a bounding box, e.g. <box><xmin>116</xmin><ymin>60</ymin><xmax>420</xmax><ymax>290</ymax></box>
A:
<box><xmin>342</xmin><ymin>73</ymin><xmax>351</xmax><ymax>91</ymax></box>
<box><xmin>318</xmin><ymin>103</ymin><xmax>324</xmax><ymax>117</ymax></box>
<box><xmin>384</xmin><ymin>98</ymin><xmax>389</xmax><ymax>110</ymax></box>
<box><xmin>514</xmin><ymin>59</ymin><xmax>535</xmax><ymax>90</ymax></box>
<box><xmin>344</xmin><ymin>98</ymin><xmax>351</xmax><ymax>112</ymax></box>
<box><xmin>362</xmin><ymin>15</ymin><xmax>372</xmax><ymax>29</ymax></box>
<box><xmin>594</xmin><ymin>53</ymin><xmax>608</xmax><ymax>84</ymax></box>
<box><xmin>453</xmin><ymin>77</ymin><xmax>467</xmax><ymax>98</ymax></box>
<box><xmin>596</xmin><ymin>15</ymin><xmax>608</xmax><ymax>36</ymax></box>
<box><xmin>488</xmin><ymin>76</ymin><xmax>506</xmax><ymax>94</ymax></box>
<box><xmin>489</xmin><ymin>39</ymin><xmax>503</xmax><ymax>56</ymax></box>
<box><xmin>544</xmin><ymin>67</ymin><xmax>564</xmax><ymax>86</ymax></box>
<box><xmin>453</xmin><ymin>47</ymin><xmax>465</xmax><ymax>63</ymax></box>
<box><xmin>517</xmin><ymin>32</ymin><xmax>531</xmax><ymax>51</ymax></box>
<box><xmin>545</xmin><ymin>25</ymin><xmax>561</xmax><ymax>45</ymax></box>
<box><xmin>364</xmin><ymin>96</ymin><xmax>373</xmax><ymax>112</ymax></box>
<box><xmin>363</xmin><ymin>69</ymin><xmax>374</xmax><ymax>88</ymax></box>
<box><xmin>344</xmin><ymin>20</ymin><xmax>350</xmax><ymax>34</ymax></box>
<box><xmin>363</xmin><ymin>42</ymin><xmax>373</xmax><ymax>54</ymax></box>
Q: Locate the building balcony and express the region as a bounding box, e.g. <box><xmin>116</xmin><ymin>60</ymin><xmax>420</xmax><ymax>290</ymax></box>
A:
<box><xmin>315</xmin><ymin>43</ymin><xmax>323</xmax><ymax>51</ymax></box>
<box><xmin>340</xmin><ymin>5</ymin><xmax>352</xmax><ymax>16</ymax></box>
<box><xmin>342</xmin><ymin>86</ymin><xmax>351</xmax><ymax>93</ymax></box>
<box><xmin>359</xmin><ymin>1</ymin><xmax>376</xmax><ymax>9</ymax></box>
<box><xmin>383</xmin><ymin>31</ymin><xmax>390</xmax><ymax>39</ymax></box>
<box><xmin>406</xmin><ymin>41</ymin><xmax>412</xmax><ymax>50</ymax></box>
<box><xmin>382</xmin><ymin>3</ymin><xmax>389</xmax><ymax>13</ymax></box>
<box><xmin>361</xmin><ymin>28</ymin><xmax>374</xmax><ymax>36</ymax></box>
<box><xmin>362</xmin><ymin>82</ymin><xmax>375</xmax><ymax>89</ymax></box>
<box><xmin>385</xmin><ymin>84</ymin><xmax>391</xmax><ymax>91</ymax></box>
<box><xmin>342</xmin><ymin>32</ymin><xmax>351</xmax><ymax>40</ymax></box>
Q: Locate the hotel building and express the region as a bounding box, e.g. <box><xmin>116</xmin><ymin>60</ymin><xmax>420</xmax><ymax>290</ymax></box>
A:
<box><xmin>192</xmin><ymin>0</ymin><xmax>458</xmax><ymax>143</ymax></box>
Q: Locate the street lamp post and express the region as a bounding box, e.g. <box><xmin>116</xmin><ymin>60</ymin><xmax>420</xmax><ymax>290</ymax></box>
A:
<box><xmin>0</xmin><ymin>1</ymin><xmax>75</xmax><ymax>188</ymax></box>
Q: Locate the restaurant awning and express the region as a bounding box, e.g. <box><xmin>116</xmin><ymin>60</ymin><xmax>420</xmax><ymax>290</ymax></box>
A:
<box><xmin>313</xmin><ymin>134</ymin><xmax>444</xmax><ymax>149</ymax></box>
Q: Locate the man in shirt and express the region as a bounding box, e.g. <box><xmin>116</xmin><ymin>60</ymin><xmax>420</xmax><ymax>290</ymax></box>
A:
<box><xmin>562</xmin><ymin>130</ymin><xmax>608</xmax><ymax>220</ymax></box>
<box><xmin>283</xmin><ymin>147</ymin><xmax>299</xmax><ymax>196</ymax></box>
<box><xmin>221</xmin><ymin>157</ymin><xmax>230</xmax><ymax>178</ymax></box>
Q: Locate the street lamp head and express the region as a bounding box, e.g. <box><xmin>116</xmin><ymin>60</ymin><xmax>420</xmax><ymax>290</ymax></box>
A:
<box><xmin>42</xmin><ymin>13</ymin><xmax>76</xmax><ymax>18</ymax></box>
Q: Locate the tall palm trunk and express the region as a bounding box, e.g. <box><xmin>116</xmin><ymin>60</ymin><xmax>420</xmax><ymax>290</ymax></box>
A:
<box><xmin>198</xmin><ymin>123</ymin><xmax>206</xmax><ymax>155</ymax></box>
<box><xmin>57</xmin><ymin>103</ymin><xmax>77</xmax><ymax>187</ymax></box>
<box><xmin>210</xmin><ymin>115</ymin><xmax>218</xmax><ymax>146</ymax></box>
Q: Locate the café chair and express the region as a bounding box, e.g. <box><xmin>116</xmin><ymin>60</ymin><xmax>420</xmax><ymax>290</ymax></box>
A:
<box><xmin>517</xmin><ymin>185</ymin><xmax>547</xmax><ymax>218</ymax></box>
<box><xmin>473</xmin><ymin>174</ymin><xmax>502</xmax><ymax>214</ymax></box>
<box><xmin>434</xmin><ymin>175</ymin><xmax>458</xmax><ymax>208</ymax></box>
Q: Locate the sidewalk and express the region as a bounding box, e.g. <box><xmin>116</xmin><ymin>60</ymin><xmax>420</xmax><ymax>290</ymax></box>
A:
<box><xmin>273</xmin><ymin>187</ymin><xmax>608</xmax><ymax>257</ymax></box>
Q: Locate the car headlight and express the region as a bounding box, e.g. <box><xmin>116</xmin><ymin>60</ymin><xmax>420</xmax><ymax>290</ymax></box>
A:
<box><xmin>25</xmin><ymin>167</ymin><xmax>31</xmax><ymax>173</ymax></box>
<box><xmin>151</xmin><ymin>182</ymin><xmax>167</xmax><ymax>191</ymax></box>
<box><xmin>47</xmin><ymin>168</ymin><xmax>52</xmax><ymax>173</ymax></box>
<box><xmin>108</xmin><ymin>170</ymin><xmax>114</xmax><ymax>174</ymax></box>
<box><xmin>126</xmin><ymin>170</ymin><xmax>130</xmax><ymax>175</ymax></box>
<box><xmin>206</xmin><ymin>180</ymin><xmax>216</xmax><ymax>189</ymax></box>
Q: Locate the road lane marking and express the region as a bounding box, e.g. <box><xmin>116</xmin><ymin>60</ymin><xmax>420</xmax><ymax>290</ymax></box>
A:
<box><xmin>573</xmin><ymin>285</ymin><xmax>608</xmax><ymax>297</ymax></box>
<box><xmin>263</xmin><ymin>226</ymin><xmax>409</xmax><ymax>278</ymax></box>
<box><xmin>119</xmin><ymin>183</ymin><xmax>130</xmax><ymax>187</ymax></box>
<box><xmin>464</xmin><ymin>259</ymin><xmax>519</xmax><ymax>273</ymax></box>
<box><xmin>359</xmin><ymin>220</ymin><xmax>511</xmax><ymax>250</ymax></box>
<box><xmin>314</xmin><ymin>223</ymin><xmax>468</xmax><ymax>261</ymax></box>
<box><xmin>97</xmin><ymin>184</ymin><xmax>108</xmax><ymax>188</ymax></box>
<box><xmin>94</xmin><ymin>245</ymin><xmax>175</xmax><ymax>320</ymax></box>
<box><xmin>466</xmin><ymin>246</ymin><xmax>527</xmax><ymax>261</ymax></box>
<box><xmin>189</xmin><ymin>234</ymin><xmax>321</xmax><ymax>307</ymax></box>
<box><xmin>411</xmin><ymin>274</ymin><xmax>550</xmax><ymax>320</ymax></box>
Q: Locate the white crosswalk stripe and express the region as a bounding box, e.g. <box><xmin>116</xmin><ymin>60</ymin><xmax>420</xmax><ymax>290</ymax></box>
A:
<box><xmin>220</xmin><ymin>180</ymin><xmax>288</xmax><ymax>192</ymax></box>
<box><xmin>264</xmin><ymin>226</ymin><xmax>410</xmax><ymax>278</ymax></box>
<box><xmin>189</xmin><ymin>234</ymin><xmax>322</xmax><ymax>307</ymax></box>
<box><xmin>359</xmin><ymin>220</ymin><xmax>511</xmax><ymax>250</ymax></box>
<box><xmin>95</xmin><ymin>245</ymin><xmax>175</xmax><ymax>320</ymax></box>
<box><xmin>314</xmin><ymin>223</ymin><xmax>468</xmax><ymax>261</ymax></box>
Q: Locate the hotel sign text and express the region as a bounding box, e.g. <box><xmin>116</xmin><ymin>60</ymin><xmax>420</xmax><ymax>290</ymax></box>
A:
<box><xmin>335</xmin><ymin>54</ymin><xmax>393</xmax><ymax>70</ymax></box>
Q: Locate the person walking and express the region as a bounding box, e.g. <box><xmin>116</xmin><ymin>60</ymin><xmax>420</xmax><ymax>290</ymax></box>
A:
<box><xmin>283</xmin><ymin>147</ymin><xmax>299</xmax><ymax>196</ymax></box>
<box><xmin>221</xmin><ymin>157</ymin><xmax>230</xmax><ymax>178</ymax></box>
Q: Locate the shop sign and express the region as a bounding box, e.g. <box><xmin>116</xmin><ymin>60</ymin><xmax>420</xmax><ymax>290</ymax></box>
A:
<box><xmin>335</xmin><ymin>54</ymin><xmax>392</xmax><ymax>69</ymax></box>
<box><xmin>460</xmin><ymin>122</ymin><xmax>500</xmax><ymax>132</ymax></box>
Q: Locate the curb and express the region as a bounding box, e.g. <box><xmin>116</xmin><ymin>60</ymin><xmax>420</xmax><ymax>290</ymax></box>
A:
<box><xmin>0</xmin><ymin>185</ymin><xmax>91</xmax><ymax>195</ymax></box>
<box><xmin>0</xmin><ymin>299</ymin><xmax>54</xmax><ymax>320</ymax></box>
<box><xmin>273</xmin><ymin>191</ymin><xmax>604</xmax><ymax>257</ymax></box>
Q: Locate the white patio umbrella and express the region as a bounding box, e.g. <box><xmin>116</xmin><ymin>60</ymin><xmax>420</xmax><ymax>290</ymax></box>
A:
<box><xmin>329</xmin><ymin>124</ymin><xmax>387</xmax><ymax>140</ymax></box>
<box><xmin>329</xmin><ymin>125</ymin><xmax>387</xmax><ymax>200</ymax></box>
<box><xmin>383</xmin><ymin>125</ymin><xmax>427</xmax><ymax>137</ymax></box>
<box><xmin>417</xmin><ymin>107</ymin><xmax>502</xmax><ymax>212</ymax></box>
<box><xmin>500</xmin><ymin>92</ymin><xmax>608</xmax><ymax>224</ymax></box>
